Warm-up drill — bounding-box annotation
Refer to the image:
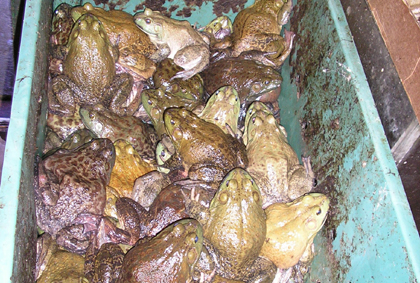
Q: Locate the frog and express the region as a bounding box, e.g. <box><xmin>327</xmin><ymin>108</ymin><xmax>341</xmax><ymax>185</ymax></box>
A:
<box><xmin>36</xmin><ymin>138</ymin><xmax>115</xmax><ymax>238</ymax></box>
<box><xmin>163</xmin><ymin>107</ymin><xmax>248</xmax><ymax>182</ymax></box>
<box><xmin>260</xmin><ymin>193</ymin><xmax>330</xmax><ymax>271</ymax></box>
<box><xmin>46</xmin><ymin>105</ymin><xmax>85</xmax><ymax>140</ymax></box>
<box><xmin>71</xmin><ymin>3</ymin><xmax>157</xmax><ymax>81</ymax></box>
<box><xmin>36</xmin><ymin>233</ymin><xmax>88</xmax><ymax>283</ymax></box>
<box><xmin>84</xmin><ymin>242</ymin><xmax>125</xmax><ymax>283</ymax></box>
<box><xmin>213</xmin><ymin>0</ymin><xmax>294</xmax><ymax>68</ymax></box>
<box><xmin>244</xmin><ymin>102</ymin><xmax>315</xmax><ymax>207</ymax></box>
<box><xmin>141</xmin><ymin>87</ymin><xmax>204</xmax><ymax>138</ymax></box>
<box><xmin>200</xmin><ymin>57</ymin><xmax>282</xmax><ymax>111</ymax></box>
<box><xmin>79</xmin><ymin>105</ymin><xmax>158</xmax><ymax>162</ymax></box>
<box><xmin>184</xmin><ymin>168</ymin><xmax>274</xmax><ymax>281</ymax></box>
<box><xmin>117</xmin><ymin>218</ymin><xmax>203</xmax><ymax>283</ymax></box>
<box><xmin>51</xmin><ymin>3</ymin><xmax>74</xmax><ymax>46</ymax></box>
<box><xmin>199</xmin><ymin>16</ymin><xmax>233</xmax><ymax>48</ymax></box>
<box><xmin>152</xmin><ymin>58</ymin><xmax>205</xmax><ymax>102</ymax></box>
<box><xmin>132</xmin><ymin>170</ymin><xmax>172</xmax><ymax>209</ymax></box>
<box><xmin>134</xmin><ymin>8</ymin><xmax>210</xmax><ymax>80</ymax></box>
<box><xmin>197</xmin><ymin>86</ymin><xmax>241</xmax><ymax>138</ymax></box>
<box><xmin>49</xmin><ymin>13</ymin><xmax>137</xmax><ymax>117</ymax></box>
<box><xmin>108</xmin><ymin>140</ymin><xmax>156</xmax><ymax>198</ymax></box>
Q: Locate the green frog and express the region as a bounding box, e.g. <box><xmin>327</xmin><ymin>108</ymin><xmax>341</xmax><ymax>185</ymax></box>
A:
<box><xmin>141</xmin><ymin>88</ymin><xmax>204</xmax><ymax>138</ymax></box>
<box><xmin>72</xmin><ymin>3</ymin><xmax>157</xmax><ymax>81</ymax></box>
<box><xmin>197</xmin><ymin>86</ymin><xmax>241</xmax><ymax>138</ymax></box>
<box><xmin>185</xmin><ymin>168</ymin><xmax>274</xmax><ymax>281</ymax></box>
<box><xmin>49</xmin><ymin>13</ymin><xmax>136</xmax><ymax>117</ymax></box>
<box><xmin>214</xmin><ymin>0</ymin><xmax>294</xmax><ymax>68</ymax></box>
<box><xmin>245</xmin><ymin>102</ymin><xmax>315</xmax><ymax>207</ymax></box>
<box><xmin>117</xmin><ymin>219</ymin><xmax>203</xmax><ymax>283</ymax></box>
<box><xmin>163</xmin><ymin>107</ymin><xmax>248</xmax><ymax>182</ymax></box>
<box><xmin>80</xmin><ymin>105</ymin><xmax>158</xmax><ymax>161</ymax></box>
<box><xmin>36</xmin><ymin>138</ymin><xmax>115</xmax><ymax>238</ymax></box>
<box><xmin>199</xmin><ymin>16</ymin><xmax>233</xmax><ymax>47</ymax></box>
<box><xmin>260</xmin><ymin>193</ymin><xmax>330</xmax><ymax>270</ymax></box>
<box><xmin>134</xmin><ymin>8</ymin><xmax>210</xmax><ymax>80</ymax></box>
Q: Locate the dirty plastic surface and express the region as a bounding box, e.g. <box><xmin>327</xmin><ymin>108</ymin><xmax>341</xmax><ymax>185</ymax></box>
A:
<box><xmin>0</xmin><ymin>0</ymin><xmax>419</xmax><ymax>282</ymax></box>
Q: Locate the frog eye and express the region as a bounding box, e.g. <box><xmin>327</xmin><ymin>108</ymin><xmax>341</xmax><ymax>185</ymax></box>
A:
<box><xmin>219</xmin><ymin>192</ymin><xmax>228</xmax><ymax>204</ymax></box>
<box><xmin>194</xmin><ymin>235</ymin><xmax>199</xmax><ymax>243</ymax></box>
<box><xmin>187</xmin><ymin>248</ymin><xmax>198</xmax><ymax>264</ymax></box>
<box><xmin>313</xmin><ymin>178</ymin><xmax>318</xmax><ymax>187</ymax></box>
<box><xmin>147</xmin><ymin>99</ymin><xmax>152</xmax><ymax>105</ymax></box>
<box><xmin>264</xmin><ymin>80</ymin><xmax>270</xmax><ymax>85</ymax></box>
<box><xmin>316</xmin><ymin>207</ymin><xmax>322</xmax><ymax>215</ymax></box>
<box><xmin>170</xmin><ymin>119</ymin><xmax>175</xmax><ymax>125</ymax></box>
<box><xmin>145</xmin><ymin>18</ymin><xmax>151</xmax><ymax>24</ymax></box>
<box><xmin>89</xmin><ymin>112</ymin><xmax>95</xmax><ymax>119</ymax></box>
<box><xmin>225</xmin><ymin>180</ymin><xmax>230</xmax><ymax>186</ymax></box>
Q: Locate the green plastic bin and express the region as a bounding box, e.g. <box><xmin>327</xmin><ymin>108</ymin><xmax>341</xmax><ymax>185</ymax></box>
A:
<box><xmin>1</xmin><ymin>0</ymin><xmax>419</xmax><ymax>282</ymax></box>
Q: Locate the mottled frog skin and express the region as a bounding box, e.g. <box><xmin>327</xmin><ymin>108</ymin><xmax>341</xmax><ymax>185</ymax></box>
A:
<box><xmin>72</xmin><ymin>3</ymin><xmax>157</xmax><ymax>81</ymax></box>
<box><xmin>134</xmin><ymin>8</ymin><xmax>210</xmax><ymax>80</ymax></box>
<box><xmin>49</xmin><ymin>13</ymin><xmax>135</xmax><ymax>117</ymax></box>
<box><xmin>80</xmin><ymin>105</ymin><xmax>158</xmax><ymax>161</ymax></box>
<box><xmin>163</xmin><ymin>107</ymin><xmax>248</xmax><ymax>182</ymax></box>
<box><xmin>245</xmin><ymin>102</ymin><xmax>315</xmax><ymax>207</ymax></box>
<box><xmin>46</xmin><ymin>105</ymin><xmax>85</xmax><ymax>140</ymax></box>
<box><xmin>117</xmin><ymin>219</ymin><xmax>203</xmax><ymax>283</ymax></box>
<box><xmin>108</xmin><ymin>140</ymin><xmax>156</xmax><ymax>198</ymax></box>
<box><xmin>51</xmin><ymin>3</ymin><xmax>74</xmax><ymax>46</ymax></box>
<box><xmin>36</xmin><ymin>138</ymin><xmax>115</xmax><ymax>236</ymax></box>
<box><xmin>260</xmin><ymin>193</ymin><xmax>330</xmax><ymax>269</ymax></box>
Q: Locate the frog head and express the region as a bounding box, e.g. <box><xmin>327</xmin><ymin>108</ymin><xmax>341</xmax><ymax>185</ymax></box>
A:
<box><xmin>134</xmin><ymin>8</ymin><xmax>164</xmax><ymax>41</ymax></box>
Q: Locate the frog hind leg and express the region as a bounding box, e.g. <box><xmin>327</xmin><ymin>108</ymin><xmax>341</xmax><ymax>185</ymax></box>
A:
<box><xmin>106</xmin><ymin>72</ymin><xmax>136</xmax><ymax>116</ymax></box>
<box><xmin>49</xmin><ymin>75</ymin><xmax>77</xmax><ymax>116</ymax></box>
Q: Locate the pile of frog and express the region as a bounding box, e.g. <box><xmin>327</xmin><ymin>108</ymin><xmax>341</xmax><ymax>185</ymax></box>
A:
<box><xmin>36</xmin><ymin>1</ymin><xmax>330</xmax><ymax>282</ymax></box>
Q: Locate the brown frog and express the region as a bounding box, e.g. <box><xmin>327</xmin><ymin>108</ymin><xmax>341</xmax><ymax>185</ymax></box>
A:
<box><xmin>36</xmin><ymin>233</ymin><xmax>88</xmax><ymax>282</ymax></box>
<box><xmin>244</xmin><ymin>102</ymin><xmax>315</xmax><ymax>207</ymax></box>
<box><xmin>142</xmin><ymin>87</ymin><xmax>204</xmax><ymax>138</ymax></box>
<box><xmin>108</xmin><ymin>140</ymin><xmax>156</xmax><ymax>198</ymax></box>
<box><xmin>134</xmin><ymin>8</ymin><xmax>210</xmax><ymax>80</ymax></box>
<box><xmin>185</xmin><ymin>168</ymin><xmax>274</xmax><ymax>281</ymax></box>
<box><xmin>49</xmin><ymin>13</ymin><xmax>136</xmax><ymax>117</ymax></box>
<box><xmin>72</xmin><ymin>3</ymin><xmax>157</xmax><ymax>81</ymax></box>
<box><xmin>36</xmin><ymin>138</ymin><xmax>115</xmax><ymax>238</ymax></box>
<box><xmin>200</xmin><ymin>57</ymin><xmax>282</xmax><ymax>108</ymax></box>
<box><xmin>80</xmin><ymin>105</ymin><xmax>158</xmax><ymax>161</ymax></box>
<box><xmin>214</xmin><ymin>0</ymin><xmax>294</xmax><ymax>68</ymax></box>
<box><xmin>117</xmin><ymin>219</ymin><xmax>203</xmax><ymax>283</ymax></box>
<box><xmin>163</xmin><ymin>107</ymin><xmax>248</xmax><ymax>182</ymax></box>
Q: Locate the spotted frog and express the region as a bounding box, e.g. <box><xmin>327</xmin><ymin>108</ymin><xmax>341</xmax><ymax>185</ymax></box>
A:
<box><xmin>80</xmin><ymin>105</ymin><xmax>158</xmax><ymax>161</ymax></box>
<box><xmin>49</xmin><ymin>13</ymin><xmax>136</xmax><ymax>117</ymax></box>
<box><xmin>72</xmin><ymin>3</ymin><xmax>157</xmax><ymax>81</ymax></box>
<box><xmin>245</xmin><ymin>102</ymin><xmax>315</xmax><ymax>207</ymax></box>
<box><xmin>134</xmin><ymin>8</ymin><xmax>210</xmax><ymax>80</ymax></box>
<box><xmin>260</xmin><ymin>193</ymin><xmax>330</xmax><ymax>270</ymax></box>
<box><xmin>117</xmin><ymin>219</ymin><xmax>203</xmax><ymax>283</ymax></box>
<box><xmin>163</xmin><ymin>108</ymin><xmax>248</xmax><ymax>182</ymax></box>
<box><xmin>185</xmin><ymin>168</ymin><xmax>273</xmax><ymax>281</ymax></box>
<box><xmin>36</xmin><ymin>138</ymin><xmax>115</xmax><ymax>237</ymax></box>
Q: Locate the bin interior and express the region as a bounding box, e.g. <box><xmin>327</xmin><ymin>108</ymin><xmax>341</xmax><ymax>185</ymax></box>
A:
<box><xmin>1</xmin><ymin>0</ymin><xmax>419</xmax><ymax>282</ymax></box>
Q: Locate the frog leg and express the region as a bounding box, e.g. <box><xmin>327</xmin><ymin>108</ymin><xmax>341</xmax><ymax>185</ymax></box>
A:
<box><xmin>267</xmin><ymin>30</ymin><xmax>295</xmax><ymax>69</ymax></box>
<box><xmin>49</xmin><ymin>75</ymin><xmax>77</xmax><ymax>116</ymax></box>
<box><xmin>104</xmin><ymin>72</ymin><xmax>137</xmax><ymax>116</ymax></box>
<box><xmin>172</xmin><ymin>44</ymin><xmax>210</xmax><ymax>80</ymax></box>
<box><xmin>115</xmin><ymin>197</ymin><xmax>143</xmax><ymax>244</ymax></box>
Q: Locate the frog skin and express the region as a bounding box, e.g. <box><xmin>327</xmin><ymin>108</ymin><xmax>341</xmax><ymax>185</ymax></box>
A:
<box><xmin>200</xmin><ymin>57</ymin><xmax>282</xmax><ymax>110</ymax></box>
<box><xmin>72</xmin><ymin>3</ymin><xmax>157</xmax><ymax>81</ymax></box>
<box><xmin>84</xmin><ymin>241</ymin><xmax>125</xmax><ymax>283</ymax></box>
<box><xmin>132</xmin><ymin>170</ymin><xmax>172</xmax><ymax>209</ymax></box>
<box><xmin>50</xmin><ymin>3</ymin><xmax>74</xmax><ymax>46</ymax></box>
<box><xmin>197</xmin><ymin>86</ymin><xmax>241</xmax><ymax>138</ymax></box>
<box><xmin>163</xmin><ymin>107</ymin><xmax>248</xmax><ymax>182</ymax></box>
<box><xmin>36</xmin><ymin>138</ymin><xmax>115</xmax><ymax>238</ymax></box>
<box><xmin>80</xmin><ymin>105</ymin><xmax>158</xmax><ymax>162</ymax></box>
<box><xmin>134</xmin><ymin>8</ymin><xmax>210</xmax><ymax>80</ymax></box>
<box><xmin>244</xmin><ymin>102</ymin><xmax>315</xmax><ymax>207</ymax></box>
<box><xmin>199</xmin><ymin>16</ymin><xmax>233</xmax><ymax>48</ymax></box>
<box><xmin>49</xmin><ymin>13</ymin><xmax>136</xmax><ymax>117</ymax></box>
<box><xmin>152</xmin><ymin>58</ymin><xmax>205</xmax><ymax>101</ymax></box>
<box><xmin>184</xmin><ymin>168</ymin><xmax>271</xmax><ymax>281</ymax></box>
<box><xmin>260</xmin><ymin>193</ymin><xmax>330</xmax><ymax>270</ymax></box>
<box><xmin>36</xmin><ymin>233</ymin><xmax>88</xmax><ymax>283</ymax></box>
<box><xmin>46</xmin><ymin>105</ymin><xmax>85</xmax><ymax>140</ymax></box>
<box><xmin>108</xmin><ymin>140</ymin><xmax>156</xmax><ymax>198</ymax></box>
<box><xmin>214</xmin><ymin>0</ymin><xmax>294</xmax><ymax>68</ymax></box>
<box><xmin>117</xmin><ymin>219</ymin><xmax>203</xmax><ymax>283</ymax></box>
<box><xmin>142</xmin><ymin>87</ymin><xmax>204</xmax><ymax>138</ymax></box>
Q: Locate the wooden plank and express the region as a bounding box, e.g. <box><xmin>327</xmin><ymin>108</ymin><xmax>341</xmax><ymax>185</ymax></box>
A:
<box><xmin>366</xmin><ymin>0</ymin><xmax>420</xmax><ymax>122</ymax></box>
